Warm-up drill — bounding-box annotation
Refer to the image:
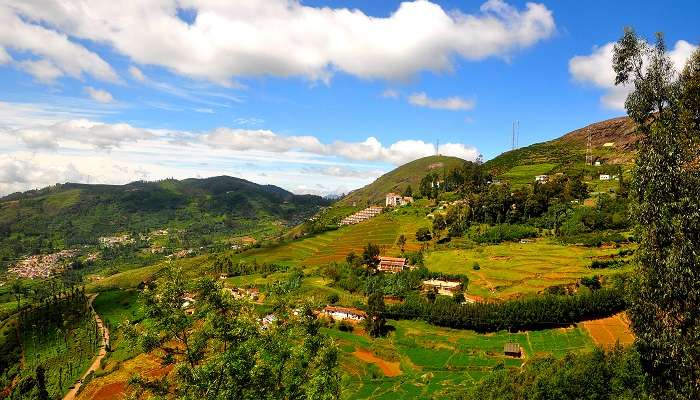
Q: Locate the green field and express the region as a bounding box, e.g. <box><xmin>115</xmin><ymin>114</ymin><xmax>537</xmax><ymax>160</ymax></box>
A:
<box><xmin>426</xmin><ymin>238</ymin><xmax>632</xmax><ymax>299</ymax></box>
<box><xmin>499</xmin><ymin>163</ymin><xmax>558</xmax><ymax>188</ymax></box>
<box><xmin>328</xmin><ymin>319</ymin><xmax>595</xmax><ymax>399</ymax></box>
<box><xmin>93</xmin><ymin>289</ymin><xmax>144</xmax><ymax>362</ymax></box>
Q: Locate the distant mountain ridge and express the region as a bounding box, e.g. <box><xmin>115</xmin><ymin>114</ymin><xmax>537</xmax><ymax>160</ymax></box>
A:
<box><xmin>0</xmin><ymin>176</ymin><xmax>329</xmax><ymax>264</ymax></box>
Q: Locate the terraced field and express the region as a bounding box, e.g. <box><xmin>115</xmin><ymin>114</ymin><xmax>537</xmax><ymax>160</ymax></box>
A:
<box><xmin>499</xmin><ymin>163</ymin><xmax>558</xmax><ymax>188</ymax></box>
<box><xmin>329</xmin><ymin>319</ymin><xmax>595</xmax><ymax>399</ymax></box>
<box><xmin>426</xmin><ymin>239</ymin><xmax>633</xmax><ymax>299</ymax></box>
<box><xmin>238</xmin><ymin>209</ymin><xmax>430</xmax><ymax>267</ymax></box>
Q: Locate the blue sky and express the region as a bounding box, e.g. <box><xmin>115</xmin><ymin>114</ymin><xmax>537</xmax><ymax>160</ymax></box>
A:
<box><xmin>0</xmin><ymin>1</ymin><xmax>698</xmax><ymax>196</ymax></box>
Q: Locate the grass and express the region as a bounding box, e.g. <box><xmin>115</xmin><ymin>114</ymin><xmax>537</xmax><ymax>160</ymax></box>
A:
<box><xmin>93</xmin><ymin>289</ymin><xmax>144</xmax><ymax>363</ymax></box>
<box><xmin>499</xmin><ymin>163</ymin><xmax>558</xmax><ymax>188</ymax></box>
<box><xmin>425</xmin><ymin>238</ymin><xmax>633</xmax><ymax>299</ymax></box>
<box><xmin>326</xmin><ymin>319</ymin><xmax>595</xmax><ymax>399</ymax></box>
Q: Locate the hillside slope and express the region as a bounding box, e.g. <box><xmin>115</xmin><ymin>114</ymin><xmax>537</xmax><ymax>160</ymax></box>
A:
<box><xmin>337</xmin><ymin>155</ymin><xmax>466</xmax><ymax>206</ymax></box>
<box><xmin>0</xmin><ymin>176</ymin><xmax>329</xmax><ymax>264</ymax></box>
<box><xmin>485</xmin><ymin>116</ymin><xmax>638</xmax><ymax>176</ymax></box>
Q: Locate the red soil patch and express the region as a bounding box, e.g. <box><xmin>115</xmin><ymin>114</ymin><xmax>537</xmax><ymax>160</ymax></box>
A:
<box><xmin>352</xmin><ymin>349</ymin><xmax>401</xmax><ymax>377</ymax></box>
<box><xmin>145</xmin><ymin>363</ymin><xmax>174</xmax><ymax>379</ymax></box>
<box><xmin>583</xmin><ymin>313</ymin><xmax>635</xmax><ymax>347</ymax></box>
<box><xmin>90</xmin><ymin>382</ymin><xmax>125</xmax><ymax>400</ymax></box>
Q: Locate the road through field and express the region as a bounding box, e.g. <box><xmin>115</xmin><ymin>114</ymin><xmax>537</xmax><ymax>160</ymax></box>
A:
<box><xmin>63</xmin><ymin>294</ymin><xmax>110</xmax><ymax>400</ymax></box>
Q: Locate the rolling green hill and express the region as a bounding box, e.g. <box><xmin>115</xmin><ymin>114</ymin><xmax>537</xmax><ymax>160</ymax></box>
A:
<box><xmin>0</xmin><ymin>176</ymin><xmax>329</xmax><ymax>266</ymax></box>
<box><xmin>484</xmin><ymin>116</ymin><xmax>637</xmax><ymax>185</ymax></box>
<box><xmin>337</xmin><ymin>155</ymin><xmax>467</xmax><ymax>206</ymax></box>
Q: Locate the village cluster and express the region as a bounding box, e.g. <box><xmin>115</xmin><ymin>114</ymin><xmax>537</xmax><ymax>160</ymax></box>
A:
<box><xmin>8</xmin><ymin>250</ymin><xmax>77</xmax><ymax>279</ymax></box>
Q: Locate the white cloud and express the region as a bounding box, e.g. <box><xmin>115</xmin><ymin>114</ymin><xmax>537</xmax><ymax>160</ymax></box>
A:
<box><xmin>194</xmin><ymin>108</ymin><xmax>214</xmax><ymax>114</ymax></box>
<box><xmin>408</xmin><ymin>92</ymin><xmax>475</xmax><ymax>111</ymax></box>
<box><xmin>0</xmin><ymin>46</ymin><xmax>11</xmax><ymax>64</ymax></box>
<box><xmin>11</xmin><ymin>119</ymin><xmax>152</xmax><ymax>150</ymax></box>
<box><xmin>233</xmin><ymin>117</ymin><xmax>264</xmax><ymax>126</ymax></box>
<box><xmin>129</xmin><ymin>66</ymin><xmax>146</xmax><ymax>82</ymax></box>
<box><xmin>3</xmin><ymin>0</ymin><xmax>555</xmax><ymax>84</ymax></box>
<box><xmin>381</xmin><ymin>89</ymin><xmax>400</xmax><ymax>99</ymax></box>
<box><xmin>0</xmin><ymin>115</ymin><xmax>480</xmax><ymax>196</ymax></box>
<box><xmin>569</xmin><ymin>40</ymin><xmax>698</xmax><ymax>110</ymax></box>
<box><xmin>0</xmin><ymin>5</ymin><xmax>118</xmax><ymax>83</ymax></box>
<box><xmin>85</xmin><ymin>86</ymin><xmax>115</xmax><ymax>103</ymax></box>
<box><xmin>17</xmin><ymin>59</ymin><xmax>63</xmax><ymax>83</ymax></box>
<box><xmin>200</xmin><ymin>128</ymin><xmax>479</xmax><ymax>165</ymax></box>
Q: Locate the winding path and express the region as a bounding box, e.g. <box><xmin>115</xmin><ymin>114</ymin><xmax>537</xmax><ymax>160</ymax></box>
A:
<box><xmin>63</xmin><ymin>294</ymin><xmax>110</xmax><ymax>400</ymax></box>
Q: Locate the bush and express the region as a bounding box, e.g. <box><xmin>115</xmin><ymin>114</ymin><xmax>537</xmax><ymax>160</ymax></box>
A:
<box><xmin>472</xmin><ymin>224</ymin><xmax>538</xmax><ymax>244</ymax></box>
<box><xmin>337</xmin><ymin>320</ymin><xmax>353</xmax><ymax>332</ymax></box>
<box><xmin>325</xmin><ymin>292</ymin><xmax>340</xmax><ymax>304</ymax></box>
<box><xmin>472</xmin><ymin>262</ymin><xmax>480</xmax><ymax>270</ymax></box>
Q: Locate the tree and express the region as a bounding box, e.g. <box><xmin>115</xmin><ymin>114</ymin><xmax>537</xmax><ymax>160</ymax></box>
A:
<box><xmin>362</xmin><ymin>243</ymin><xmax>380</xmax><ymax>269</ymax></box>
<box><xmin>614</xmin><ymin>28</ymin><xmax>700</xmax><ymax>399</ymax></box>
<box><xmin>415</xmin><ymin>227</ymin><xmax>432</xmax><ymax>242</ymax></box>
<box><xmin>396</xmin><ymin>234</ymin><xmax>407</xmax><ymax>253</ymax></box>
<box><xmin>130</xmin><ymin>275</ymin><xmax>341</xmax><ymax>399</ymax></box>
<box><xmin>365</xmin><ymin>292</ymin><xmax>386</xmax><ymax>337</ymax></box>
<box><xmin>35</xmin><ymin>365</ymin><xmax>49</xmax><ymax>400</ymax></box>
<box><xmin>11</xmin><ymin>279</ymin><xmax>24</xmax><ymax>310</ymax></box>
<box><xmin>431</xmin><ymin>214</ymin><xmax>447</xmax><ymax>238</ymax></box>
<box><xmin>403</xmin><ymin>185</ymin><xmax>413</xmax><ymax>197</ymax></box>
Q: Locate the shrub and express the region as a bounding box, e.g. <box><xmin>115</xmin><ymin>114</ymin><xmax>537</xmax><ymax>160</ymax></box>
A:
<box><xmin>337</xmin><ymin>320</ymin><xmax>353</xmax><ymax>332</ymax></box>
<box><xmin>472</xmin><ymin>224</ymin><xmax>538</xmax><ymax>244</ymax></box>
<box><xmin>472</xmin><ymin>262</ymin><xmax>480</xmax><ymax>270</ymax></box>
<box><xmin>325</xmin><ymin>292</ymin><xmax>340</xmax><ymax>304</ymax></box>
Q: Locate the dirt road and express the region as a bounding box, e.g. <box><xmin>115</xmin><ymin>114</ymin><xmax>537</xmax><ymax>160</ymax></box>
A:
<box><xmin>63</xmin><ymin>294</ymin><xmax>110</xmax><ymax>400</ymax></box>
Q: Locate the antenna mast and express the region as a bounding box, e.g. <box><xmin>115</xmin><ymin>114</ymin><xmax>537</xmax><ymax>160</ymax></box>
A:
<box><xmin>511</xmin><ymin>120</ymin><xmax>520</xmax><ymax>150</ymax></box>
<box><xmin>436</xmin><ymin>139</ymin><xmax>440</xmax><ymax>157</ymax></box>
<box><xmin>586</xmin><ymin>130</ymin><xmax>593</xmax><ymax>165</ymax></box>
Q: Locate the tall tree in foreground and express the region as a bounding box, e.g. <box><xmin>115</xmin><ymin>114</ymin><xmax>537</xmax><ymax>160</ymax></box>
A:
<box><xmin>130</xmin><ymin>269</ymin><xmax>341</xmax><ymax>399</ymax></box>
<box><xmin>613</xmin><ymin>28</ymin><xmax>700</xmax><ymax>398</ymax></box>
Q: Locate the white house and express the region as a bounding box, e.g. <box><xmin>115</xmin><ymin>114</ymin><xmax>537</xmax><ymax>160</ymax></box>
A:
<box><xmin>321</xmin><ymin>306</ymin><xmax>366</xmax><ymax>322</ymax></box>
<box><xmin>385</xmin><ymin>193</ymin><xmax>414</xmax><ymax>207</ymax></box>
<box><xmin>422</xmin><ymin>279</ymin><xmax>463</xmax><ymax>297</ymax></box>
<box><xmin>534</xmin><ymin>175</ymin><xmax>548</xmax><ymax>183</ymax></box>
<box><xmin>599</xmin><ymin>174</ymin><xmax>611</xmax><ymax>181</ymax></box>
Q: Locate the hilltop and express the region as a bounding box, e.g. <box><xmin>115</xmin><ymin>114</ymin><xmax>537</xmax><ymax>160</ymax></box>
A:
<box><xmin>337</xmin><ymin>155</ymin><xmax>467</xmax><ymax>206</ymax></box>
<box><xmin>485</xmin><ymin>116</ymin><xmax>637</xmax><ymax>179</ymax></box>
<box><xmin>0</xmin><ymin>176</ymin><xmax>329</xmax><ymax>266</ymax></box>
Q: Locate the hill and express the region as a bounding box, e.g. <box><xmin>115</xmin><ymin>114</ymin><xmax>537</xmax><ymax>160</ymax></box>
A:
<box><xmin>337</xmin><ymin>155</ymin><xmax>467</xmax><ymax>206</ymax></box>
<box><xmin>0</xmin><ymin>176</ymin><xmax>329</xmax><ymax>266</ymax></box>
<box><xmin>485</xmin><ymin>116</ymin><xmax>638</xmax><ymax>179</ymax></box>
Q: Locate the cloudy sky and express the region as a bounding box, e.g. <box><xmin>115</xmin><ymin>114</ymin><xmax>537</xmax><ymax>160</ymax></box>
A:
<box><xmin>0</xmin><ymin>0</ymin><xmax>698</xmax><ymax>196</ymax></box>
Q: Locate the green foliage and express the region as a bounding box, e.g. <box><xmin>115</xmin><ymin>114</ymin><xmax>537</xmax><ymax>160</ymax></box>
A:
<box><xmin>362</xmin><ymin>242</ymin><xmax>380</xmax><ymax>269</ymax></box>
<box><xmin>387</xmin><ymin>288</ymin><xmax>625</xmax><ymax>332</ymax></box>
<box><xmin>365</xmin><ymin>292</ymin><xmax>386</xmax><ymax>338</ymax></box>
<box><xmin>615</xmin><ymin>29</ymin><xmax>700</xmax><ymax>398</ymax></box>
<box><xmin>467</xmin><ymin>346</ymin><xmax>648</xmax><ymax>400</ymax></box>
<box><xmin>415</xmin><ymin>227</ymin><xmax>432</xmax><ymax>242</ymax></box>
<box><xmin>131</xmin><ymin>272</ymin><xmax>341</xmax><ymax>399</ymax></box>
<box><xmin>470</xmin><ymin>224</ymin><xmax>538</xmax><ymax>244</ymax></box>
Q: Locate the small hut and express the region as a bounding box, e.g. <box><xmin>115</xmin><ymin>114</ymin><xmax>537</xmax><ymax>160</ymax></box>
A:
<box><xmin>504</xmin><ymin>343</ymin><xmax>521</xmax><ymax>357</ymax></box>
